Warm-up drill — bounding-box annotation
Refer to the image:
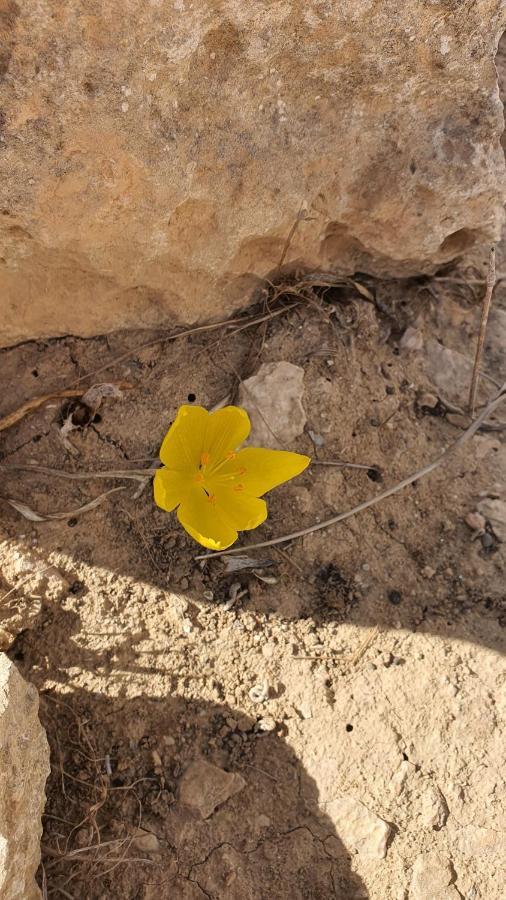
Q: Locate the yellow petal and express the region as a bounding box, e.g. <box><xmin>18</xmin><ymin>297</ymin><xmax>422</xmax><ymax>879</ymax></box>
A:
<box><xmin>232</xmin><ymin>448</ymin><xmax>310</xmax><ymax>496</ymax></box>
<box><xmin>216</xmin><ymin>486</ymin><xmax>267</xmax><ymax>532</ymax></box>
<box><xmin>159</xmin><ymin>405</ymin><xmax>209</xmax><ymax>470</ymax></box>
<box><xmin>204</xmin><ymin>407</ymin><xmax>250</xmax><ymax>461</ymax></box>
<box><xmin>177</xmin><ymin>487</ymin><xmax>239</xmax><ymax>550</ymax></box>
<box><xmin>153</xmin><ymin>468</ymin><xmax>190</xmax><ymax>512</ymax></box>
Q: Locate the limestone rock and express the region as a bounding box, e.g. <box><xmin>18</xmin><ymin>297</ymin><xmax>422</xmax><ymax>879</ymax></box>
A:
<box><xmin>0</xmin><ymin>2</ymin><xmax>505</xmax><ymax>346</ymax></box>
<box><xmin>239</xmin><ymin>361</ymin><xmax>306</xmax><ymax>448</ymax></box>
<box><xmin>420</xmin><ymin>784</ymin><xmax>449</xmax><ymax>830</ymax></box>
<box><xmin>325</xmin><ymin>796</ymin><xmax>392</xmax><ymax>860</ymax></box>
<box><xmin>409</xmin><ymin>851</ymin><xmax>460</xmax><ymax>899</ymax></box>
<box><xmin>0</xmin><ymin>655</ymin><xmax>50</xmax><ymax>900</ymax></box>
<box><xmin>178</xmin><ymin>759</ymin><xmax>246</xmax><ymax>819</ymax></box>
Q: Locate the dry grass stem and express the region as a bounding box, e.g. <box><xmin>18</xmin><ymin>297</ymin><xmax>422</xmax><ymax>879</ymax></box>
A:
<box><xmin>468</xmin><ymin>246</ymin><xmax>496</xmax><ymax>416</ymax></box>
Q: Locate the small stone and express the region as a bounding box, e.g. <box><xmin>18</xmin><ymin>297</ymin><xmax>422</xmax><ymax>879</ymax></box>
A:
<box><xmin>417</xmin><ymin>391</ymin><xmax>439</xmax><ymax>409</ymax></box>
<box><xmin>464</xmin><ymin>511</ymin><xmax>486</xmax><ymax>533</ymax></box>
<box><xmin>480</xmin><ymin>532</ymin><xmax>494</xmax><ymax>550</ymax></box>
<box><xmin>308</xmin><ymin>429</ymin><xmax>325</xmax><ymax>447</ymax></box>
<box><xmin>131</xmin><ymin>828</ymin><xmax>160</xmax><ymax>853</ymax></box>
<box><xmin>238</xmin><ymin>361</ymin><xmax>306</xmax><ymax>448</ymax></box>
<box><xmin>422</xmin><ymin>566</ymin><xmax>436</xmax><ymax>578</ymax></box>
<box><xmin>420</xmin><ymin>784</ymin><xmax>449</xmax><ymax>829</ymax></box>
<box><xmin>326</xmin><ymin>796</ymin><xmax>392</xmax><ymax>859</ymax></box>
<box><xmin>179</xmin><ymin>759</ymin><xmax>246</xmax><ymax>819</ymax></box>
<box><xmin>400</xmin><ymin>326</ymin><xmax>423</xmax><ymax>352</ymax></box>
<box><xmin>203</xmin><ymin>589</ymin><xmax>214</xmax><ymax>601</ymax></box>
<box><xmin>257</xmin><ymin>716</ymin><xmax>276</xmax><ymax>732</ymax></box>
<box><xmin>410</xmin><ymin>850</ymin><xmax>460</xmax><ymax>898</ymax></box>
<box><xmin>388</xmin><ymin>589</ymin><xmax>402</xmax><ymax>605</ymax></box>
<box><xmin>296</xmin><ymin>701</ymin><xmax>313</xmax><ymax>720</ymax></box>
<box><xmin>179</xmin><ymin>576</ymin><xmax>189</xmax><ymax>590</ymax></box>
<box><xmin>446</xmin><ymin>413</ymin><xmax>468</xmax><ymax>429</ymax></box>
<box><xmin>256</xmin><ymin>814</ymin><xmax>271</xmax><ymax>828</ymax></box>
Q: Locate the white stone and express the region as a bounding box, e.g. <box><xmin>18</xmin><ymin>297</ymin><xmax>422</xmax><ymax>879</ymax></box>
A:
<box><xmin>239</xmin><ymin>361</ymin><xmax>306</xmax><ymax>448</ymax></box>
<box><xmin>325</xmin><ymin>796</ymin><xmax>392</xmax><ymax>860</ymax></box>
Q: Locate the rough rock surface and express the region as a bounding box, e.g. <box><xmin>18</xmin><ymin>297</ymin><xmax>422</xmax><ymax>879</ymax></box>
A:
<box><xmin>239</xmin><ymin>361</ymin><xmax>306</xmax><ymax>448</ymax></box>
<box><xmin>1</xmin><ymin>2</ymin><xmax>505</xmax><ymax>345</ymax></box>
<box><xmin>0</xmin><ymin>655</ymin><xmax>49</xmax><ymax>900</ymax></box>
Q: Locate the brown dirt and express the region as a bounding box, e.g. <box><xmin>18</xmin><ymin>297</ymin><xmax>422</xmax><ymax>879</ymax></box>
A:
<box><xmin>0</xmin><ymin>271</ymin><xmax>505</xmax><ymax>899</ymax></box>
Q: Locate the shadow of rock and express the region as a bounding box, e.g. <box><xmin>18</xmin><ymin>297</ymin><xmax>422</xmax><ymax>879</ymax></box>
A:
<box><xmin>37</xmin><ymin>688</ymin><xmax>368</xmax><ymax>899</ymax></box>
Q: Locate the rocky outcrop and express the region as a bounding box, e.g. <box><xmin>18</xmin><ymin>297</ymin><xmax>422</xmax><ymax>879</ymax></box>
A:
<box><xmin>0</xmin><ymin>655</ymin><xmax>49</xmax><ymax>900</ymax></box>
<box><xmin>0</xmin><ymin>2</ymin><xmax>505</xmax><ymax>345</ymax></box>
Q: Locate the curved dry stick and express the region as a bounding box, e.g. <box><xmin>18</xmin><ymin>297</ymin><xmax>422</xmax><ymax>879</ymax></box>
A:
<box><xmin>195</xmin><ymin>383</ymin><xmax>506</xmax><ymax>560</ymax></box>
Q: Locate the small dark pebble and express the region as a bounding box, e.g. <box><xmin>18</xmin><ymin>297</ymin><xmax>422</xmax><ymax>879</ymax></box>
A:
<box><xmin>481</xmin><ymin>532</ymin><xmax>495</xmax><ymax>550</ymax></box>
<box><xmin>367</xmin><ymin>467</ymin><xmax>382</xmax><ymax>483</ymax></box>
<box><xmin>388</xmin><ymin>589</ymin><xmax>402</xmax><ymax>605</ymax></box>
<box><xmin>67</xmin><ymin>517</ymin><xmax>78</xmax><ymax>528</ymax></box>
<box><xmin>385</xmin><ymin>385</ymin><xmax>395</xmax><ymax>395</ymax></box>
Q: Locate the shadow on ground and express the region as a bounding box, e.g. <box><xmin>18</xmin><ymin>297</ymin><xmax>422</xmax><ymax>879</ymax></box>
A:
<box><xmin>36</xmin><ymin>686</ymin><xmax>369</xmax><ymax>899</ymax></box>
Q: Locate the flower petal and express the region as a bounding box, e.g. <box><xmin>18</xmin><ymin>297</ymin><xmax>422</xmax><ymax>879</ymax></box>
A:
<box><xmin>215</xmin><ymin>487</ymin><xmax>267</xmax><ymax>532</ymax></box>
<box><xmin>177</xmin><ymin>488</ymin><xmax>238</xmax><ymax>550</ymax></box>
<box><xmin>232</xmin><ymin>448</ymin><xmax>310</xmax><ymax>496</ymax></box>
<box><xmin>204</xmin><ymin>407</ymin><xmax>251</xmax><ymax>461</ymax></box>
<box><xmin>153</xmin><ymin>468</ymin><xmax>190</xmax><ymax>512</ymax></box>
<box><xmin>159</xmin><ymin>405</ymin><xmax>209</xmax><ymax>470</ymax></box>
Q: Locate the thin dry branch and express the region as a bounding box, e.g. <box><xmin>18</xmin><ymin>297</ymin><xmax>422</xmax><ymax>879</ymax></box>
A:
<box><xmin>196</xmin><ymin>382</ymin><xmax>506</xmax><ymax>560</ymax></box>
<box><xmin>0</xmin><ymin>382</ymin><xmax>132</xmax><ymax>433</ymax></box>
<box><xmin>468</xmin><ymin>246</ymin><xmax>496</xmax><ymax>416</ymax></box>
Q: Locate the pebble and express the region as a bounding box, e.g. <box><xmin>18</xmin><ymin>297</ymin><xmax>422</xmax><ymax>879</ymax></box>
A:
<box><xmin>464</xmin><ymin>511</ymin><xmax>486</xmax><ymax>533</ymax></box>
<box><xmin>388</xmin><ymin>589</ymin><xmax>402</xmax><ymax>605</ymax></box>
<box><xmin>326</xmin><ymin>796</ymin><xmax>392</xmax><ymax>859</ymax></box>
<box><xmin>179</xmin><ymin>760</ymin><xmax>246</xmax><ymax>819</ymax></box>
<box><xmin>256</xmin><ymin>716</ymin><xmax>276</xmax><ymax>732</ymax></box>
<box><xmin>131</xmin><ymin>828</ymin><xmax>160</xmax><ymax>853</ymax></box>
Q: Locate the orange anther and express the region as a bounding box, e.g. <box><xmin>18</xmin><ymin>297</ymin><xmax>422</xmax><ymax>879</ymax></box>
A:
<box><xmin>194</xmin><ymin>473</ymin><xmax>205</xmax><ymax>483</ymax></box>
<box><xmin>233</xmin><ymin>483</ymin><xmax>244</xmax><ymax>492</ymax></box>
<box><xmin>225</xmin><ymin>450</ymin><xmax>237</xmax><ymax>460</ymax></box>
<box><xmin>200</xmin><ymin>452</ymin><xmax>210</xmax><ymax>466</ymax></box>
<box><xmin>237</xmin><ymin>466</ymin><xmax>247</xmax><ymax>476</ymax></box>
<box><xmin>207</xmin><ymin>493</ymin><xmax>216</xmax><ymax>504</ymax></box>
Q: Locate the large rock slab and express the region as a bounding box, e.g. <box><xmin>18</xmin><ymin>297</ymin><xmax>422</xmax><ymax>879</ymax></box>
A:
<box><xmin>0</xmin><ymin>655</ymin><xmax>49</xmax><ymax>900</ymax></box>
<box><xmin>0</xmin><ymin>2</ymin><xmax>504</xmax><ymax>345</ymax></box>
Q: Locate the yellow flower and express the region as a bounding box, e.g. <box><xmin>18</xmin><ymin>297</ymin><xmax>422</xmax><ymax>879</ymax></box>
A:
<box><xmin>153</xmin><ymin>405</ymin><xmax>310</xmax><ymax>550</ymax></box>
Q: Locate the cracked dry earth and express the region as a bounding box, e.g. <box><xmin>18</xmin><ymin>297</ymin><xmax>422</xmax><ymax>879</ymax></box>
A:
<box><xmin>0</xmin><ymin>275</ymin><xmax>505</xmax><ymax>899</ymax></box>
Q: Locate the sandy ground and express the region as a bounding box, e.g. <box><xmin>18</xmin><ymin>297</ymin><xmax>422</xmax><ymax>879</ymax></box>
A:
<box><xmin>0</xmin><ymin>259</ymin><xmax>505</xmax><ymax>898</ymax></box>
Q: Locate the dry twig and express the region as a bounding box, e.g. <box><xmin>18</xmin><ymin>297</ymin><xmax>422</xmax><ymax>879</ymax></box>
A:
<box><xmin>468</xmin><ymin>246</ymin><xmax>496</xmax><ymax>416</ymax></box>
